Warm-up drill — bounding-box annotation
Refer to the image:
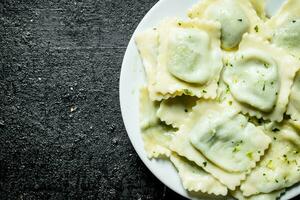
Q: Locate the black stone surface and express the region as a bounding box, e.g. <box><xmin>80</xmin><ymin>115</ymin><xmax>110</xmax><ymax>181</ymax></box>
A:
<box><xmin>0</xmin><ymin>0</ymin><xmax>299</xmax><ymax>200</ymax></box>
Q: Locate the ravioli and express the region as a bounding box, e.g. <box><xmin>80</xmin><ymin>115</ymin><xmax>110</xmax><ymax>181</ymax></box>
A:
<box><xmin>267</xmin><ymin>0</ymin><xmax>300</xmax><ymax>58</ymax></box>
<box><xmin>170</xmin><ymin>100</ymin><xmax>270</xmax><ymax>189</ymax></box>
<box><xmin>222</xmin><ymin>34</ymin><xmax>300</xmax><ymax>121</ymax></box>
<box><xmin>188</xmin><ymin>0</ymin><xmax>267</xmax><ymax>50</ymax></box>
<box><xmin>189</xmin><ymin>107</ymin><xmax>271</xmax><ymax>172</ymax></box>
<box><xmin>157</xmin><ymin>95</ymin><xmax>197</xmax><ymax>128</ymax></box>
<box><xmin>170</xmin><ymin>154</ymin><xmax>228</xmax><ymax>195</ymax></box>
<box><xmin>249</xmin><ymin>0</ymin><xmax>266</xmax><ymax>19</ymax></box>
<box><xmin>287</xmin><ymin>73</ymin><xmax>300</xmax><ymax>120</ymax></box>
<box><xmin>139</xmin><ymin>87</ymin><xmax>174</xmax><ymax>158</ymax></box>
<box><xmin>240</xmin><ymin>121</ymin><xmax>300</xmax><ymax>196</ymax></box>
<box><xmin>135</xmin><ymin>29</ymin><xmax>162</xmax><ymax>101</ymax></box>
<box><xmin>154</xmin><ymin>18</ymin><xmax>223</xmax><ymax>99</ymax></box>
<box><xmin>136</xmin><ymin>0</ymin><xmax>300</xmax><ymax>198</ymax></box>
<box><xmin>231</xmin><ymin>189</ymin><xmax>284</xmax><ymax>200</ymax></box>
<box><xmin>223</xmin><ymin>49</ymin><xmax>279</xmax><ymax>112</ymax></box>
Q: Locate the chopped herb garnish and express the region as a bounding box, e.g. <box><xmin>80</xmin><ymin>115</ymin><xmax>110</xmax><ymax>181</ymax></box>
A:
<box><xmin>246</xmin><ymin>152</ymin><xmax>253</xmax><ymax>159</ymax></box>
<box><xmin>275</xmin><ymin>179</ymin><xmax>279</xmax><ymax>183</ymax></box>
<box><xmin>257</xmin><ymin>118</ymin><xmax>263</xmax><ymax>124</ymax></box>
<box><xmin>178</xmin><ymin>22</ymin><xmax>182</xmax><ymax>26</ymax></box>
<box><xmin>273</xmin><ymin>137</ymin><xmax>277</xmax><ymax>140</ymax></box>
<box><xmin>226</xmin><ymin>86</ymin><xmax>230</xmax><ymax>93</ymax></box>
<box><xmin>263</xmin><ymin>63</ymin><xmax>269</xmax><ymax>68</ymax></box>
<box><xmin>292</xmin><ymin>20</ymin><xmax>296</xmax><ymax>23</ymax></box>
<box><xmin>183</xmin><ymin>89</ymin><xmax>192</xmax><ymax>95</ymax></box>
<box><xmin>267</xmin><ymin>160</ymin><xmax>273</xmax><ymax>169</ymax></box>
<box><xmin>271</xmin><ymin>81</ymin><xmax>274</xmax><ymax>85</ymax></box>
<box><xmin>238</xmin><ymin>18</ymin><xmax>243</xmax><ymax>22</ymax></box>
<box><xmin>263</xmin><ymin>173</ymin><xmax>266</xmax><ymax>176</ymax></box>
<box><xmin>203</xmin><ymin>161</ymin><xmax>207</xmax><ymax>167</ymax></box>
<box><xmin>254</xmin><ymin>25</ymin><xmax>259</xmax><ymax>32</ymax></box>
<box><xmin>262</xmin><ymin>84</ymin><xmax>265</xmax><ymax>91</ymax></box>
<box><xmin>184</xmin><ymin>109</ymin><xmax>188</xmax><ymax>113</ymax></box>
<box><xmin>202</xmin><ymin>90</ymin><xmax>207</xmax><ymax>93</ymax></box>
<box><xmin>283</xmin><ymin>154</ymin><xmax>287</xmax><ymax>158</ymax></box>
<box><xmin>258</xmin><ymin>150</ymin><xmax>261</xmax><ymax>154</ymax></box>
<box><xmin>275</xmin><ymin>92</ymin><xmax>278</xmax><ymax>95</ymax></box>
<box><xmin>272</xmin><ymin>128</ymin><xmax>280</xmax><ymax>132</ymax></box>
<box><xmin>228</xmin><ymin>101</ymin><xmax>233</xmax><ymax>106</ymax></box>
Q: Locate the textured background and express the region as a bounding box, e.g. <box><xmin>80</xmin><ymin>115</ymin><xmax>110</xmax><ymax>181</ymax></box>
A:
<box><xmin>0</xmin><ymin>0</ymin><xmax>299</xmax><ymax>200</ymax></box>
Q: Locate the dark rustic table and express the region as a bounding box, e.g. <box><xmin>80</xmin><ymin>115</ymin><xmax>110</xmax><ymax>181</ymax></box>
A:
<box><xmin>0</xmin><ymin>0</ymin><xmax>299</xmax><ymax>200</ymax></box>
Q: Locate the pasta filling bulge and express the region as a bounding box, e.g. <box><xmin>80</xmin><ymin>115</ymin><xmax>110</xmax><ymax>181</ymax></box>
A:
<box><xmin>223</xmin><ymin>49</ymin><xmax>280</xmax><ymax>112</ymax></box>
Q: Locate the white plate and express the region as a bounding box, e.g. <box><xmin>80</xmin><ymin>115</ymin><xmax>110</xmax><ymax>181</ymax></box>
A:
<box><xmin>119</xmin><ymin>0</ymin><xmax>300</xmax><ymax>199</ymax></box>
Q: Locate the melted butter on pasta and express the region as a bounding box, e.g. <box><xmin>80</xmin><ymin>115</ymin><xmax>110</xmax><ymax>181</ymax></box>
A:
<box><xmin>167</xmin><ymin>28</ymin><xmax>213</xmax><ymax>84</ymax></box>
<box><xmin>223</xmin><ymin>49</ymin><xmax>280</xmax><ymax>112</ymax></box>
<box><xmin>189</xmin><ymin>106</ymin><xmax>271</xmax><ymax>173</ymax></box>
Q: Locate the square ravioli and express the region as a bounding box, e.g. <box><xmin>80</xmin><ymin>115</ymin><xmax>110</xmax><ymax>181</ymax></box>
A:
<box><xmin>267</xmin><ymin>0</ymin><xmax>300</xmax><ymax>59</ymax></box>
<box><xmin>222</xmin><ymin>34</ymin><xmax>300</xmax><ymax>122</ymax></box>
<box><xmin>139</xmin><ymin>87</ymin><xmax>174</xmax><ymax>158</ymax></box>
<box><xmin>135</xmin><ymin>29</ymin><xmax>165</xmax><ymax>101</ymax></box>
<box><xmin>240</xmin><ymin>121</ymin><xmax>300</xmax><ymax>196</ymax></box>
<box><xmin>188</xmin><ymin>0</ymin><xmax>268</xmax><ymax>50</ymax></box>
<box><xmin>157</xmin><ymin>95</ymin><xmax>198</xmax><ymax>128</ymax></box>
<box><xmin>170</xmin><ymin>154</ymin><xmax>228</xmax><ymax>195</ymax></box>
<box><xmin>231</xmin><ymin>189</ymin><xmax>284</xmax><ymax>200</ymax></box>
<box><xmin>154</xmin><ymin>18</ymin><xmax>223</xmax><ymax>100</ymax></box>
<box><xmin>169</xmin><ymin>100</ymin><xmax>271</xmax><ymax>190</ymax></box>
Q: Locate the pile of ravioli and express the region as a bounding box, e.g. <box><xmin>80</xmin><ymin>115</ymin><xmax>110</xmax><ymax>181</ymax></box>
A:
<box><xmin>136</xmin><ymin>0</ymin><xmax>300</xmax><ymax>199</ymax></box>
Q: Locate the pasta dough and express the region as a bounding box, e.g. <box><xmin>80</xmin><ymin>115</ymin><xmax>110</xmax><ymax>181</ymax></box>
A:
<box><xmin>188</xmin><ymin>0</ymin><xmax>267</xmax><ymax>50</ymax></box>
<box><xmin>287</xmin><ymin>73</ymin><xmax>300</xmax><ymax>120</ymax></box>
<box><xmin>157</xmin><ymin>95</ymin><xmax>197</xmax><ymax>128</ymax></box>
<box><xmin>170</xmin><ymin>100</ymin><xmax>270</xmax><ymax>189</ymax></box>
<box><xmin>267</xmin><ymin>0</ymin><xmax>300</xmax><ymax>58</ymax></box>
<box><xmin>155</xmin><ymin>18</ymin><xmax>223</xmax><ymax>99</ymax></box>
<box><xmin>231</xmin><ymin>189</ymin><xmax>284</xmax><ymax>200</ymax></box>
<box><xmin>189</xmin><ymin>107</ymin><xmax>271</xmax><ymax>172</ymax></box>
<box><xmin>249</xmin><ymin>0</ymin><xmax>266</xmax><ymax>19</ymax></box>
<box><xmin>222</xmin><ymin>34</ymin><xmax>300</xmax><ymax>121</ymax></box>
<box><xmin>170</xmin><ymin>153</ymin><xmax>228</xmax><ymax>195</ymax></box>
<box><xmin>139</xmin><ymin>87</ymin><xmax>174</xmax><ymax>158</ymax></box>
<box><xmin>241</xmin><ymin>121</ymin><xmax>300</xmax><ymax>196</ymax></box>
